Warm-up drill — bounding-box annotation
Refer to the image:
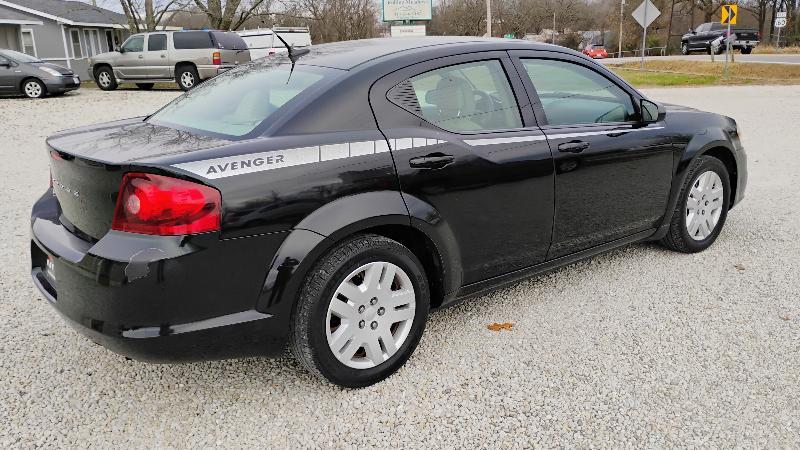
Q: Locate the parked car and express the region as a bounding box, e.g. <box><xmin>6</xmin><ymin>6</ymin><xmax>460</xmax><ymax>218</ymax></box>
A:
<box><xmin>237</xmin><ymin>27</ymin><xmax>311</xmax><ymax>60</ymax></box>
<box><xmin>681</xmin><ymin>22</ymin><xmax>760</xmax><ymax>55</ymax></box>
<box><xmin>0</xmin><ymin>49</ymin><xmax>80</xmax><ymax>98</ymax></box>
<box><xmin>582</xmin><ymin>44</ymin><xmax>609</xmax><ymax>59</ymax></box>
<box><xmin>87</xmin><ymin>30</ymin><xmax>251</xmax><ymax>91</ymax></box>
<box><xmin>32</xmin><ymin>37</ymin><xmax>747</xmax><ymax>387</ymax></box>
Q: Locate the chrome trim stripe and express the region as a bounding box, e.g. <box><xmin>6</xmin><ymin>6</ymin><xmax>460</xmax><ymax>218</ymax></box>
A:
<box><xmin>463</xmin><ymin>126</ymin><xmax>666</xmax><ymax>146</ymax></box>
<box><xmin>464</xmin><ymin>135</ymin><xmax>547</xmax><ymax>146</ymax></box>
<box><xmin>544</xmin><ymin>126</ymin><xmax>666</xmax><ymax>140</ymax></box>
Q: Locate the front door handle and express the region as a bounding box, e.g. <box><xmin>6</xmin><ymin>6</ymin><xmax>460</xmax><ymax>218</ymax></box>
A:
<box><xmin>558</xmin><ymin>140</ymin><xmax>590</xmax><ymax>153</ymax></box>
<box><xmin>138</xmin><ymin>54</ymin><xmax>144</xmax><ymax>59</ymax></box>
<box><xmin>409</xmin><ymin>153</ymin><xmax>454</xmax><ymax>169</ymax></box>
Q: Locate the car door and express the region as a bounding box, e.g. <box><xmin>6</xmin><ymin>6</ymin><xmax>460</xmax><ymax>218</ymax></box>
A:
<box><xmin>114</xmin><ymin>34</ymin><xmax>146</xmax><ymax>78</ymax></box>
<box><xmin>144</xmin><ymin>33</ymin><xmax>169</xmax><ymax>78</ymax></box>
<box><xmin>0</xmin><ymin>55</ymin><xmax>18</xmax><ymax>92</ymax></box>
<box><xmin>687</xmin><ymin>24</ymin><xmax>705</xmax><ymax>49</ymax></box>
<box><xmin>370</xmin><ymin>52</ymin><xmax>555</xmax><ymax>285</ymax></box>
<box><xmin>509</xmin><ymin>51</ymin><xmax>675</xmax><ymax>259</ymax></box>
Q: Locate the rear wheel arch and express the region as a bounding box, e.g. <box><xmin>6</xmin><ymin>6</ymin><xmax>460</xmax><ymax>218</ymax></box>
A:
<box><xmin>174</xmin><ymin>61</ymin><xmax>197</xmax><ymax>73</ymax></box>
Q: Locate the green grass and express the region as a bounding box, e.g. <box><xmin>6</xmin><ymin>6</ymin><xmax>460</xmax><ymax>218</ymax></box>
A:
<box><xmin>611</xmin><ymin>68</ymin><xmax>721</xmax><ymax>87</ymax></box>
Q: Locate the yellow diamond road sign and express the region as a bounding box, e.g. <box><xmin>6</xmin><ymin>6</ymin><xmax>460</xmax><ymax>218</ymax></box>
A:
<box><xmin>721</xmin><ymin>5</ymin><xmax>737</xmax><ymax>25</ymax></box>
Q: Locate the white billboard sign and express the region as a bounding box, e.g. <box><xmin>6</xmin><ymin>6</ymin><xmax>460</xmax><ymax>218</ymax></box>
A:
<box><xmin>383</xmin><ymin>0</ymin><xmax>433</xmax><ymax>21</ymax></box>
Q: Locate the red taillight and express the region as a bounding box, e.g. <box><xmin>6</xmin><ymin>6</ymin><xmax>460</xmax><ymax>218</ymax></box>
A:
<box><xmin>112</xmin><ymin>173</ymin><xmax>221</xmax><ymax>236</ymax></box>
<box><xmin>212</xmin><ymin>51</ymin><xmax>221</xmax><ymax>65</ymax></box>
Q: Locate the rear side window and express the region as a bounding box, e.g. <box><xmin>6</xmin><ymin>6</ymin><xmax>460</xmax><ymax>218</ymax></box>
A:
<box><xmin>211</xmin><ymin>31</ymin><xmax>248</xmax><ymax>50</ymax></box>
<box><xmin>398</xmin><ymin>60</ymin><xmax>522</xmax><ymax>132</ymax></box>
<box><xmin>520</xmin><ymin>59</ymin><xmax>635</xmax><ymax>125</ymax></box>
<box><xmin>148</xmin><ymin>65</ymin><xmax>336</xmax><ymax>137</ymax></box>
<box><xmin>173</xmin><ymin>31</ymin><xmax>213</xmax><ymax>49</ymax></box>
<box><xmin>148</xmin><ymin>34</ymin><xmax>167</xmax><ymax>51</ymax></box>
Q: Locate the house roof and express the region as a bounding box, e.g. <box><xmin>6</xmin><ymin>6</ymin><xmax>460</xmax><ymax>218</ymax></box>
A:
<box><xmin>0</xmin><ymin>0</ymin><xmax>127</xmax><ymax>27</ymax></box>
<box><xmin>0</xmin><ymin>5</ymin><xmax>43</xmax><ymax>24</ymax></box>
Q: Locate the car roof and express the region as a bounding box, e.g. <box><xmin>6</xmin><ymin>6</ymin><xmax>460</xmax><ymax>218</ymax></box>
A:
<box><xmin>293</xmin><ymin>37</ymin><xmax>567</xmax><ymax>70</ymax></box>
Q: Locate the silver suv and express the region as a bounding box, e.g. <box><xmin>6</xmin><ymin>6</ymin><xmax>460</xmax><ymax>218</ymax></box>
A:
<box><xmin>88</xmin><ymin>30</ymin><xmax>251</xmax><ymax>91</ymax></box>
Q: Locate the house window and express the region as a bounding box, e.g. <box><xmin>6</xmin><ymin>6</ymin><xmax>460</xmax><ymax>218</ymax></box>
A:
<box><xmin>21</xmin><ymin>30</ymin><xmax>36</xmax><ymax>56</ymax></box>
<box><xmin>70</xmin><ymin>29</ymin><xmax>82</xmax><ymax>58</ymax></box>
<box><xmin>105</xmin><ymin>29</ymin><xmax>113</xmax><ymax>52</ymax></box>
<box><xmin>83</xmin><ymin>30</ymin><xmax>94</xmax><ymax>56</ymax></box>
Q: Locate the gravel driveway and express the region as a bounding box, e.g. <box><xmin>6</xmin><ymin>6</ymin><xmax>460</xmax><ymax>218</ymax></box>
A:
<box><xmin>1</xmin><ymin>86</ymin><xmax>798</xmax><ymax>447</ymax></box>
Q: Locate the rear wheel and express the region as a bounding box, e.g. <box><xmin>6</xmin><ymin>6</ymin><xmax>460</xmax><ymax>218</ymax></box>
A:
<box><xmin>136</xmin><ymin>83</ymin><xmax>154</xmax><ymax>90</ymax></box>
<box><xmin>176</xmin><ymin>65</ymin><xmax>199</xmax><ymax>91</ymax></box>
<box><xmin>661</xmin><ymin>156</ymin><xmax>730</xmax><ymax>253</ymax></box>
<box><xmin>22</xmin><ymin>78</ymin><xmax>45</xmax><ymax>98</ymax></box>
<box><xmin>290</xmin><ymin>234</ymin><xmax>430</xmax><ymax>388</ymax></box>
<box><xmin>95</xmin><ymin>66</ymin><xmax>117</xmax><ymax>91</ymax></box>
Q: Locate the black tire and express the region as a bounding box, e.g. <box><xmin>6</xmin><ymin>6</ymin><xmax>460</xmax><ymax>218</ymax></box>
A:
<box><xmin>290</xmin><ymin>234</ymin><xmax>430</xmax><ymax>388</ymax></box>
<box><xmin>714</xmin><ymin>45</ymin><xmax>725</xmax><ymax>55</ymax></box>
<box><xmin>21</xmin><ymin>78</ymin><xmax>45</xmax><ymax>98</ymax></box>
<box><xmin>175</xmin><ymin>65</ymin><xmax>199</xmax><ymax>91</ymax></box>
<box><xmin>94</xmin><ymin>66</ymin><xmax>117</xmax><ymax>91</ymax></box>
<box><xmin>681</xmin><ymin>42</ymin><xmax>690</xmax><ymax>55</ymax></box>
<box><xmin>136</xmin><ymin>83</ymin><xmax>155</xmax><ymax>90</ymax></box>
<box><xmin>661</xmin><ymin>156</ymin><xmax>731</xmax><ymax>253</ymax></box>
<box><xmin>741</xmin><ymin>47</ymin><xmax>752</xmax><ymax>54</ymax></box>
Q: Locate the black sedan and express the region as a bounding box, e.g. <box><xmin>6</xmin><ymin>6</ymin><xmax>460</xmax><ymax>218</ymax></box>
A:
<box><xmin>30</xmin><ymin>37</ymin><xmax>747</xmax><ymax>387</ymax></box>
<box><xmin>0</xmin><ymin>49</ymin><xmax>80</xmax><ymax>98</ymax></box>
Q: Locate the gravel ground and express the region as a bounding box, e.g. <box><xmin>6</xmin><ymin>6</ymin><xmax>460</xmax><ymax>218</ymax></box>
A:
<box><xmin>1</xmin><ymin>86</ymin><xmax>798</xmax><ymax>448</ymax></box>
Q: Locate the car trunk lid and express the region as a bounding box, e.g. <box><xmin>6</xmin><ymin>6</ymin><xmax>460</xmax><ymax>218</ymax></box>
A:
<box><xmin>46</xmin><ymin>118</ymin><xmax>228</xmax><ymax>240</ymax></box>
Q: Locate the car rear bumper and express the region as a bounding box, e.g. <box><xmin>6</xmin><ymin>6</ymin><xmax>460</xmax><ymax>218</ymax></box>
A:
<box><xmin>197</xmin><ymin>64</ymin><xmax>238</xmax><ymax>80</ymax></box>
<box><xmin>44</xmin><ymin>76</ymin><xmax>81</xmax><ymax>93</ymax></box>
<box><xmin>30</xmin><ymin>190</ymin><xmax>290</xmax><ymax>362</ymax></box>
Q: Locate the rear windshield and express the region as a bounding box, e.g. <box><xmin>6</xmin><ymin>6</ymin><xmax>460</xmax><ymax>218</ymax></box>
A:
<box><xmin>148</xmin><ymin>64</ymin><xmax>338</xmax><ymax>138</ymax></box>
<box><xmin>211</xmin><ymin>31</ymin><xmax>248</xmax><ymax>50</ymax></box>
<box><xmin>173</xmin><ymin>31</ymin><xmax>213</xmax><ymax>49</ymax></box>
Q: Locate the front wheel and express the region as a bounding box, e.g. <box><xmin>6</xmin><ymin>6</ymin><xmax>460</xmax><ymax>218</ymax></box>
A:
<box><xmin>22</xmin><ymin>79</ymin><xmax>45</xmax><ymax>98</ymax></box>
<box><xmin>740</xmin><ymin>47</ymin><xmax>753</xmax><ymax>54</ymax></box>
<box><xmin>94</xmin><ymin>66</ymin><xmax>117</xmax><ymax>91</ymax></box>
<box><xmin>661</xmin><ymin>156</ymin><xmax>730</xmax><ymax>253</ymax></box>
<box><xmin>681</xmin><ymin>42</ymin><xmax>690</xmax><ymax>55</ymax></box>
<box><xmin>290</xmin><ymin>234</ymin><xmax>430</xmax><ymax>388</ymax></box>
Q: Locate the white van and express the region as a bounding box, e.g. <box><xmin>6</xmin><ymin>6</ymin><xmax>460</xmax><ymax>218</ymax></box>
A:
<box><xmin>237</xmin><ymin>27</ymin><xmax>312</xmax><ymax>60</ymax></box>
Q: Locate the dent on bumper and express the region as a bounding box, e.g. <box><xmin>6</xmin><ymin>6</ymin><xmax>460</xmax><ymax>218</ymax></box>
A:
<box><xmin>30</xmin><ymin>191</ymin><xmax>289</xmax><ymax>362</ymax></box>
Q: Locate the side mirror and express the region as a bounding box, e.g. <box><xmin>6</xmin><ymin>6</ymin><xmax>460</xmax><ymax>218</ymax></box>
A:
<box><xmin>115</xmin><ymin>46</ymin><xmax>123</xmax><ymax>53</ymax></box>
<box><xmin>689</xmin><ymin>28</ymin><xmax>695</xmax><ymax>34</ymax></box>
<box><xmin>0</xmin><ymin>60</ymin><xmax>10</xmax><ymax>68</ymax></box>
<box><xmin>641</xmin><ymin>99</ymin><xmax>665</xmax><ymax>123</ymax></box>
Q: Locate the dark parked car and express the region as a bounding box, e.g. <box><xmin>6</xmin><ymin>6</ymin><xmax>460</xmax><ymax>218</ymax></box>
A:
<box><xmin>681</xmin><ymin>22</ymin><xmax>760</xmax><ymax>55</ymax></box>
<box><xmin>31</xmin><ymin>37</ymin><xmax>747</xmax><ymax>387</ymax></box>
<box><xmin>0</xmin><ymin>49</ymin><xmax>80</xmax><ymax>98</ymax></box>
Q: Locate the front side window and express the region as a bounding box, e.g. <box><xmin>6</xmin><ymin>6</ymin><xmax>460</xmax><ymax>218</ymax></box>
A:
<box><xmin>148</xmin><ymin>64</ymin><xmax>337</xmax><ymax>137</ymax></box>
<box><xmin>121</xmin><ymin>35</ymin><xmax>144</xmax><ymax>52</ymax></box>
<box><xmin>521</xmin><ymin>59</ymin><xmax>635</xmax><ymax>126</ymax></box>
<box><xmin>70</xmin><ymin>29</ymin><xmax>82</xmax><ymax>58</ymax></box>
<box><xmin>404</xmin><ymin>60</ymin><xmax>522</xmax><ymax>132</ymax></box>
<box><xmin>148</xmin><ymin>34</ymin><xmax>167</xmax><ymax>51</ymax></box>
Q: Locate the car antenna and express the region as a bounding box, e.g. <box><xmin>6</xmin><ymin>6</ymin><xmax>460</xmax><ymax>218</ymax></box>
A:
<box><xmin>274</xmin><ymin>32</ymin><xmax>310</xmax><ymax>63</ymax></box>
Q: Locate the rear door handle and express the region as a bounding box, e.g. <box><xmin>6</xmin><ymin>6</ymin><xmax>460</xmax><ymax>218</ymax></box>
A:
<box><xmin>409</xmin><ymin>153</ymin><xmax>454</xmax><ymax>169</ymax></box>
<box><xmin>557</xmin><ymin>140</ymin><xmax>590</xmax><ymax>153</ymax></box>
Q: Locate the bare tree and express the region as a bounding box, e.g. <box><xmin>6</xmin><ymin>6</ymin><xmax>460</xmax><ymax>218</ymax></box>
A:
<box><xmin>119</xmin><ymin>0</ymin><xmax>190</xmax><ymax>32</ymax></box>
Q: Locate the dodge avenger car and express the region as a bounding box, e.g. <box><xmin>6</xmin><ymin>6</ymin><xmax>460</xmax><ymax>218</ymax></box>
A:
<box><xmin>31</xmin><ymin>37</ymin><xmax>746</xmax><ymax>387</ymax></box>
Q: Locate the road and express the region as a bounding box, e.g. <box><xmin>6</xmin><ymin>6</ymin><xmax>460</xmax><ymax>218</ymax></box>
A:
<box><xmin>1</xmin><ymin>86</ymin><xmax>799</xmax><ymax>447</ymax></box>
<box><xmin>602</xmin><ymin>53</ymin><xmax>800</xmax><ymax>65</ymax></box>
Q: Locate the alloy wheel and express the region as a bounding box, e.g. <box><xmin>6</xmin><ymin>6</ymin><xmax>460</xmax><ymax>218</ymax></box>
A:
<box><xmin>181</xmin><ymin>72</ymin><xmax>195</xmax><ymax>88</ymax></box>
<box><xmin>685</xmin><ymin>170</ymin><xmax>724</xmax><ymax>240</ymax></box>
<box><xmin>98</xmin><ymin>71</ymin><xmax>111</xmax><ymax>87</ymax></box>
<box><xmin>325</xmin><ymin>261</ymin><xmax>416</xmax><ymax>369</ymax></box>
<box><xmin>24</xmin><ymin>81</ymin><xmax>42</xmax><ymax>98</ymax></box>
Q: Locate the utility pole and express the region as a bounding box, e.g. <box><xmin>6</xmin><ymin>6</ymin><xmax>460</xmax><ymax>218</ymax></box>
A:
<box><xmin>553</xmin><ymin>10</ymin><xmax>556</xmax><ymax>44</ymax></box>
<box><xmin>486</xmin><ymin>0</ymin><xmax>492</xmax><ymax>37</ymax></box>
<box><xmin>619</xmin><ymin>0</ymin><xmax>625</xmax><ymax>57</ymax></box>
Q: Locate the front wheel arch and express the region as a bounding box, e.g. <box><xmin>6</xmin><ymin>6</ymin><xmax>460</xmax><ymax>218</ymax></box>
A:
<box><xmin>701</xmin><ymin>146</ymin><xmax>738</xmax><ymax>207</ymax></box>
<box><xmin>19</xmin><ymin>77</ymin><xmax>46</xmax><ymax>97</ymax></box>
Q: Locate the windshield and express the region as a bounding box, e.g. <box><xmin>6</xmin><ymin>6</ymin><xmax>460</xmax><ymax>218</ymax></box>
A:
<box><xmin>148</xmin><ymin>63</ymin><xmax>338</xmax><ymax>138</ymax></box>
<box><xmin>1</xmin><ymin>49</ymin><xmax>42</xmax><ymax>63</ymax></box>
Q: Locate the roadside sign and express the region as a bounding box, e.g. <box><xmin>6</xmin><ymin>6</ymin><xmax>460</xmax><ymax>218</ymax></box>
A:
<box><xmin>631</xmin><ymin>0</ymin><xmax>660</xmax><ymax>28</ymax></box>
<box><xmin>775</xmin><ymin>18</ymin><xmax>786</xmax><ymax>28</ymax></box>
<box><xmin>383</xmin><ymin>0</ymin><xmax>432</xmax><ymax>22</ymax></box>
<box><xmin>776</xmin><ymin>11</ymin><xmax>786</xmax><ymax>18</ymax></box>
<box><xmin>390</xmin><ymin>25</ymin><xmax>426</xmax><ymax>37</ymax></box>
<box><xmin>503</xmin><ymin>33</ymin><xmax>515</xmax><ymax>39</ymax></box>
<box><xmin>721</xmin><ymin>5</ymin><xmax>737</xmax><ymax>25</ymax></box>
